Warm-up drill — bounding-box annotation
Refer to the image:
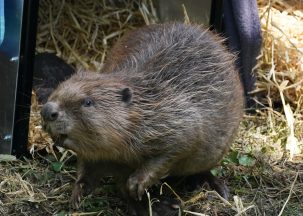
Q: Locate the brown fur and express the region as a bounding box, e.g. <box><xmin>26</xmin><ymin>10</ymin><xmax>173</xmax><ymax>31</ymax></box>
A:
<box><xmin>41</xmin><ymin>23</ymin><xmax>244</xmax><ymax>215</ymax></box>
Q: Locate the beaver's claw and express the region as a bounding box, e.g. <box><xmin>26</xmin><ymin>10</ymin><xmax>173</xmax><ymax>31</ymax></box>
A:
<box><xmin>127</xmin><ymin>173</ymin><xmax>149</xmax><ymax>201</ymax></box>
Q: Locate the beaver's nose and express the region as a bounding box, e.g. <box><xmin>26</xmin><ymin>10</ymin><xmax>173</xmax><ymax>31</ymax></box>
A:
<box><xmin>41</xmin><ymin>102</ymin><xmax>59</xmax><ymax>122</ymax></box>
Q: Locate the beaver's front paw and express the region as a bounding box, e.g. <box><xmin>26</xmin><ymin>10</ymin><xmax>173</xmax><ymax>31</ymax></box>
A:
<box><xmin>70</xmin><ymin>183</ymin><xmax>84</xmax><ymax>209</ymax></box>
<box><xmin>70</xmin><ymin>181</ymin><xmax>94</xmax><ymax>209</ymax></box>
<box><xmin>127</xmin><ymin>172</ymin><xmax>151</xmax><ymax>201</ymax></box>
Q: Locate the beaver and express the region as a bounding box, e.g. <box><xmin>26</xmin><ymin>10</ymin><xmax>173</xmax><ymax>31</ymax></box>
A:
<box><xmin>41</xmin><ymin>23</ymin><xmax>244</xmax><ymax>215</ymax></box>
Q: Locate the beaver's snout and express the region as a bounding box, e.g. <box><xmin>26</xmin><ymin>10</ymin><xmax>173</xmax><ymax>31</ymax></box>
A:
<box><xmin>40</xmin><ymin>101</ymin><xmax>71</xmax><ymax>138</ymax></box>
<box><xmin>41</xmin><ymin>102</ymin><xmax>59</xmax><ymax>122</ymax></box>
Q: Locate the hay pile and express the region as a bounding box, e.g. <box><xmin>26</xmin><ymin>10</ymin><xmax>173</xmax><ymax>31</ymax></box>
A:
<box><xmin>36</xmin><ymin>0</ymin><xmax>157</xmax><ymax>71</ymax></box>
<box><xmin>255</xmin><ymin>0</ymin><xmax>303</xmax><ymax>160</ymax></box>
<box><xmin>28</xmin><ymin>92</ymin><xmax>54</xmax><ymax>154</ymax></box>
<box><xmin>256</xmin><ymin>0</ymin><xmax>303</xmax><ymax>110</ymax></box>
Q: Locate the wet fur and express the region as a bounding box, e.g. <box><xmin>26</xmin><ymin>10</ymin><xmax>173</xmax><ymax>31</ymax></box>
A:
<box><xmin>44</xmin><ymin>23</ymin><xmax>244</xmax><ymax>214</ymax></box>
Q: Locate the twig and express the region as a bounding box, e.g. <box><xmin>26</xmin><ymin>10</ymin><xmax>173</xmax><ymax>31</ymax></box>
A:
<box><xmin>234</xmin><ymin>205</ymin><xmax>256</xmax><ymax>216</ymax></box>
<box><xmin>182</xmin><ymin>4</ymin><xmax>190</xmax><ymax>24</ymax></box>
<box><xmin>183</xmin><ymin>210</ymin><xmax>209</xmax><ymax>216</ymax></box>
<box><xmin>160</xmin><ymin>182</ymin><xmax>183</xmax><ymax>203</ymax></box>
<box><xmin>277</xmin><ymin>171</ymin><xmax>299</xmax><ymax>216</ymax></box>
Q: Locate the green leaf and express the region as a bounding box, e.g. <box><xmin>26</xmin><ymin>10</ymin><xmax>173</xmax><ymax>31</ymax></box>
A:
<box><xmin>210</xmin><ymin>167</ymin><xmax>222</xmax><ymax>177</ymax></box>
<box><xmin>222</xmin><ymin>150</ymin><xmax>239</xmax><ymax>165</ymax></box>
<box><xmin>238</xmin><ymin>154</ymin><xmax>255</xmax><ymax>167</ymax></box>
<box><xmin>51</xmin><ymin>161</ymin><xmax>63</xmax><ymax>172</ymax></box>
<box><xmin>54</xmin><ymin>211</ymin><xmax>66</xmax><ymax>216</ymax></box>
<box><xmin>0</xmin><ymin>154</ymin><xmax>17</xmax><ymax>162</ymax></box>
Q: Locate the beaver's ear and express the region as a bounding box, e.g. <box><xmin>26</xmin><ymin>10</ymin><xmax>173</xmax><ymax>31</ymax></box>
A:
<box><xmin>120</xmin><ymin>87</ymin><xmax>132</xmax><ymax>104</ymax></box>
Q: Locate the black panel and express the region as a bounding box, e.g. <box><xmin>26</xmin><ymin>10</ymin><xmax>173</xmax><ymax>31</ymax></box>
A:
<box><xmin>209</xmin><ymin>0</ymin><xmax>224</xmax><ymax>32</ymax></box>
<box><xmin>12</xmin><ymin>0</ymin><xmax>39</xmax><ymax>158</ymax></box>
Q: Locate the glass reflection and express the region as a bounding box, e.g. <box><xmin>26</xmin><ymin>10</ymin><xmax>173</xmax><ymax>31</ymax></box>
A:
<box><xmin>0</xmin><ymin>0</ymin><xmax>24</xmax><ymax>154</ymax></box>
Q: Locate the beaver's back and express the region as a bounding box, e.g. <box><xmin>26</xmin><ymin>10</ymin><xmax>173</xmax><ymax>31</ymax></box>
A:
<box><xmin>105</xmin><ymin>23</ymin><xmax>242</xmax><ymax>114</ymax></box>
<box><xmin>104</xmin><ymin>23</ymin><xmax>244</xmax><ymax>173</ymax></box>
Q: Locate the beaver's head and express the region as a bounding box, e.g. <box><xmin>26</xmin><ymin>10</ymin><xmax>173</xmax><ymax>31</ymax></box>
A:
<box><xmin>40</xmin><ymin>72</ymin><xmax>137</xmax><ymax>158</ymax></box>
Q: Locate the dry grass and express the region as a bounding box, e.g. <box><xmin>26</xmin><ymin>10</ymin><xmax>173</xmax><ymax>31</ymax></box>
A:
<box><xmin>0</xmin><ymin>0</ymin><xmax>303</xmax><ymax>215</ymax></box>
<box><xmin>36</xmin><ymin>0</ymin><xmax>157</xmax><ymax>71</ymax></box>
<box><xmin>255</xmin><ymin>0</ymin><xmax>303</xmax><ymax>109</ymax></box>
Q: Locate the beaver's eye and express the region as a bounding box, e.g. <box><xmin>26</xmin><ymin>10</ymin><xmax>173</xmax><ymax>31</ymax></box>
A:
<box><xmin>83</xmin><ymin>98</ymin><xmax>94</xmax><ymax>107</ymax></box>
